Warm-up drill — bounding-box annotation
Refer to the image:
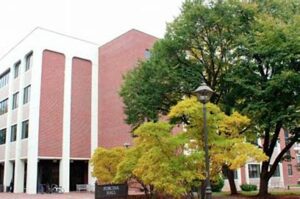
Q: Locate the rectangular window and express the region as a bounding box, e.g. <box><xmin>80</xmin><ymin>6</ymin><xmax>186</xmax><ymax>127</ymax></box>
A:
<box><xmin>14</xmin><ymin>61</ymin><xmax>20</xmax><ymax>78</ymax></box>
<box><xmin>270</xmin><ymin>164</ymin><xmax>280</xmax><ymax>177</ymax></box>
<box><xmin>248</xmin><ymin>164</ymin><xmax>260</xmax><ymax>178</ymax></box>
<box><xmin>25</xmin><ymin>52</ymin><xmax>33</xmax><ymax>71</ymax></box>
<box><xmin>21</xmin><ymin>120</ymin><xmax>29</xmax><ymax>139</ymax></box>
<box><xmin>0</xmin><ymin>98</ymin><xmax>8</xmax><ymax>115</ymax></box>
<box><xmin>23</xmin><ymin>85</ymin><xmax>31</xmax><ymax>104</ymax></box>
<box><xmin>0</xmin><ymin>70</ymin><xmax>10</xmax><ymax>88</ymax></box>
<box><xmin>297</xmin><ymin>155</ymin><xmax>300</xmax><ymax>163</ymax></box>
<box><xmin>12</xmin><ymin>92</ymin><xmax>19</xmax><ymax>110</ymax></box>
<box><xmin>0</xmin><ymin>128</ymin><xmax>6</xmax><ymax>145</ymax></box>
<box><xmin>11</xmin><ymin>125</ymin><xmax>17</xmax><ymax>142</ymax></box>
<box><xmin>288</xmin><ymin>164</ymin><xmax>293</xmax><ymax>176</ymax></box>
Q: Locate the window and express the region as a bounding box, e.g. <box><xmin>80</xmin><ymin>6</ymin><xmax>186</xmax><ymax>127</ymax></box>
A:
<box><xmin>0</xmin><ymin>98</ymin><xmax>8</xmax><ymax>115</ymax></box>
<box><xmin>11</xmin><ymin>125</ymin><xmax>17</xmax><ymax>142</ymax></box>
<box><xmin>25</xmin><ymin>52</ymin><xmax>33</xmax><ymax>71</ymax></box>
<box><xmin>0</xmin><ymin>70</ymin><xmax>10</xmax><ymax>88</ymax></box>
<box><xmin>14</xmin><ymin>61</ymin><xmax>20</xmax><ymax>78</ymax></box>
<box><xmin>0</xmin><ymin>128</ymin><xmax>6</xmax><ymax>145</ymax></box>
<box><xmin>12</xmin><ymin>92</ymin><xmax>19</xmax><ymax>109</ymax></box>
<box><xmin>297</xmin><ymin>155</ymin><xmax>300</xmax><ymax>164</ymax></box>
<box><xmin>270</xmin><ymin>164</ymin><xmax>280</xmax><ymax>177</ymax></box>
<box><xmin>288</xmin><ymin>164</ymin><xmax>293</xmax><ymax>176</ymax></box>
<box><xmin>21</xmin><ymin>120</ymin><xmax>29</xmax><ymax>139</ymax></box>
<box><xmin>23</xmin><ymin>85</ymin><xmax>31</xmax><ymax>104</ymax></box>
<box><xmin>144</xmin><ymin>49</ymin><xmax>151</xmax><ymax>59</ymax></box>
<box><xmin>284</xmin><ymin>129</ymin><xmax>290</xmax><ymax>145</ymax></box>
<box><xmin>248</xmin><ymin>164</ymin><xmax>260</xmax><ymax>178</ymax></box>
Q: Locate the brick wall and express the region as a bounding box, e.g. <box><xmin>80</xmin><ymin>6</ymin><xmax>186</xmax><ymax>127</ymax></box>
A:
<box><xmin>98</xmin><ymin>29</ymin><xmax>157</xmax><ymax>148</ymax></box>
<box><xmin>39</xmin><ymin>50</ymin><xmax>65</xmax><ymax>157</ymax></box>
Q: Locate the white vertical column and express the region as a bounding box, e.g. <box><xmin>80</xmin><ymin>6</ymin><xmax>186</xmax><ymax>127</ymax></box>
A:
<box><xmin>59</xmin><ymin>55</ymin><xmax>72</xmax><ymax>192</ymax></box>
<box><xmin>89</xmin><ymin>57</ymin><xmax>98</xmax><ymax>185</ymax></box>
<box><xmin>3</xmin><ymin>64</ymin><xmax>16</xmax><ymax>192</ymax></box>
<box><xmin>26</xmin><ymin>49</ymin><xmax>43</xmax><ymax>194</ymax></box>
<box><xmin>14</xmin><ymin>59</ymin><xmax>26</xmax><ymax>193</ymax></box>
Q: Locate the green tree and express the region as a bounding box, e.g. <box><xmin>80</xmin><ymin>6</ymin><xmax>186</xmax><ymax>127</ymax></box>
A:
<box><xmin>224</xmin><ymin>0</ymin><xmax>300</xmax><ymax>196</ymax></box>
<box><xmin>120</xmin><ymin>0</ymin><xmax>300</xmax><ymax>196</ymax></box>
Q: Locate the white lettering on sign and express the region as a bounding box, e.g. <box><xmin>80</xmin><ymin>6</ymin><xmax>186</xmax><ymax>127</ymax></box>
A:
<box><xmin>103</xmin><ymin>186</ymin><xmax>120</xmax><ymax>191</ymax></box>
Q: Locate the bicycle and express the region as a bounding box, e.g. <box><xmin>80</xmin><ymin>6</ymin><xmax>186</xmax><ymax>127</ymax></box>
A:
<box><xmin>51</xmin><ymin>184</ymin><xmax>65</xmax><ymax>194</ymax></box>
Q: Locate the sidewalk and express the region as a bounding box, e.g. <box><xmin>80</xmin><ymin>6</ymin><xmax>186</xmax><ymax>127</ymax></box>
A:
<box><xmin>0</xmin><ymin>192</ymin><xmax>94</xmax><ymax>199</ymax></box>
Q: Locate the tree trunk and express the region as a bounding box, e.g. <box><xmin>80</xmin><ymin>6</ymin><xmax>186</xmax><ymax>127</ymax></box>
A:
<box><xmin>227</xmin><ymin>169</ymin><xmax>238</xmax><ymax>195</ymax></box>
<box><xmin>258</xmin><ymin>162</ymin><xmax>270</xmax><ymax>197</ymax></box>
<box><xmin>200</xmin><ymin>180</ymin><xmax>206</xmax><ymax>199</ymax></box>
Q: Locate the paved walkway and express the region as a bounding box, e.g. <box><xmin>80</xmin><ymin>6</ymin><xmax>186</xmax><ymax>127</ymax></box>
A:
<box><xmin>0</xmin><ymin>192</ymin><xmax>94</xmax><ymax>199</ymax></box>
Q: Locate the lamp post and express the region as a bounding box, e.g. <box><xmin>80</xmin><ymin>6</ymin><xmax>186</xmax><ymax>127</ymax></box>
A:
<box><xmin>194</xmin><ymin>82</ymin><xmax>214</xmax><ymax>199</ymax></box>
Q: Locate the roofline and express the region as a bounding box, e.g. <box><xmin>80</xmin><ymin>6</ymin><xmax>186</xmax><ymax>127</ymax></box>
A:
<box><xmin>99</xmin><ymin>28</ymin><xmax>159</xmax><ymax>48</ymax></box>
<box><xmin>0</xmin><ymin>27</ymin><xmax>99</xmax><ymax>61</ymax></box>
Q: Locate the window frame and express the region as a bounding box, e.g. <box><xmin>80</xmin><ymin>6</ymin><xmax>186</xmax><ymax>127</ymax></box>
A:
<box><xmin>23</xmin><ymin>85</ymin><xmax>31</xmax><ymax>104</ymax></box>
<box><xmin>25</xmin><ymin>52</ymin><xmax>33</xmax><ymax>71</ymax></box>
<box><xmin>10</xmin><ymin>124</ymin><xmax>17</xmax><ymax>142</ymax></box>
<box><xmin>0</xmin><ymin>128</ymin><xmax>6</xmax><ymax>145</ymax></box>
<box><xmin>12</xmin><ymin>92</ymin><xmax>19</xmax><ymax>110</ymax></box>
<box><xmin>248</xmin><ymin>164</ymin><xmax>260</xmax><ymax>178</ymax></box>
<box><xmin>14</xmin><ymin>61</ymin><xmax>21</xmax><ymax>78</ymax></box>
<box><xmin>21</xmin><ymin>120</ymin><xmax>29</xmax><ymax>139</ymax></box>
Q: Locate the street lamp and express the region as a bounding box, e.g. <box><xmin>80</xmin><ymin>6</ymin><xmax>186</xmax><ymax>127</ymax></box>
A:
<box><xmin>194</xmin><ymin>82</ymin><xmax>214</xmax><ymax>199</ymax></box>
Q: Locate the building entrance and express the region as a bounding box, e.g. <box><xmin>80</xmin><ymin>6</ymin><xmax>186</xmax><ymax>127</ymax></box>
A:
<box><xmin>0</xmin><ymin>162</ymin><xmax>4</xmax><ymax>185</ymax></box>
<box><xmin>70</xmin><ymin>160</ymin><xmax>88</xmax><ymax>191</ymax></box>
<box><xmin>37</xmin><ymin>160</ymin><xmax>59</xmax><ymax>190</ymax></box>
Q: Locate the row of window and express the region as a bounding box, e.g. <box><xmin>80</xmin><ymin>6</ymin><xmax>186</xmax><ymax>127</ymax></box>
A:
<box><xmin>0</xmin><ymin>52</ymin><xmax>32</xmax><ymax>90</ymax></box>
<box><xmin>14</xmin><ymin>52</ymin><xmax>33</xmax><ymax>79</ymax></box>
<box><xmin>248</xmin><ymin>164</ymin><xmax>280</xmax><ymax>178</ymax></box>
<box><xmin>0</xmin><ymin>120</ymin><xmax>29</xmax><ymax>144</ymax></box>
<box><xmin>0</xmin><ymin>85</ymin><xmax>31</xmax><ymax>115</ymax></box>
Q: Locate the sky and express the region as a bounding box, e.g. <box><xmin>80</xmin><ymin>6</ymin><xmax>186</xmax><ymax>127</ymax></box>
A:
<box><xmin>0</xmin><ymin>0</ymin><xmax>185</xmax><ymax>57</ymax></box>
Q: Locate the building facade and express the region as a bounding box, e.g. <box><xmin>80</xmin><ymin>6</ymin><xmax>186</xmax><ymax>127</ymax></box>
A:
<box><xmin>223</xmin><ymin>129</ymin><xmax>300</xmax><ymax>190</ymax></box>
<box><xmin>0</xmin><ymin>28</ymin><xmax>98</xmax><ymax>194</ymax></box>
<box><xmin>0</xmin><ymin>28</ymin><xmax>157</xmax><ymax>194</ymax></box>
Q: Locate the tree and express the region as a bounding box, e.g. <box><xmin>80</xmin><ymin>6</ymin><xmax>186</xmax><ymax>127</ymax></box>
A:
<box><xmin>120</xmin><ymin>0</ymin><xmax>300</xmax><ymax>196</ymax></box>
<box><xmin>120</xmin><ymin>0</ymin><xmax>256</xmax><ymax>127</ymax></box>
<box><xmin>120</xmin><ymin>1</ymin><xmax>257</xmax><ymax>193</ymax></box>
<box><xmin>90</xmin><ymin>147</ymin><xmax>125</xmax><ymax>184</ymax></box>
<box><xmin>114</xmin><ymin>97</ymin><xmax>266</xmax><ymax>198</ymax></box>
<box><xmin>224</xmin><ymin>0</ymin><xmax>300</xmax><ymax>196</ymax></box>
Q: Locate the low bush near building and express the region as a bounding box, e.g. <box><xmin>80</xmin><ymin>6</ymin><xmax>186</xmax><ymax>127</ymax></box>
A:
<box><xmin>211</xmin><ymin>176</ymin><xmax>225</xmax><ymax>192</ymax></box>
<box><xmin>240</xmin><ymin>183</ymin><xmax>257</xmax><ymax>192</ymax></box>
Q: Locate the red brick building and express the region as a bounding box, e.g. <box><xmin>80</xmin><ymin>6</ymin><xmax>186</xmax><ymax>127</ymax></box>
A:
<box><xmin>98</xmin><ymin>29</ymin><xmax>157</xmax><ymax>148</ymax></box>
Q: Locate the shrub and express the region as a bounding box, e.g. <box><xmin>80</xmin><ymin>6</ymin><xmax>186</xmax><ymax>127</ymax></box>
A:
<box><xmin>211</xmin><ymin>176</ymin><xmax>224</xmax><ymax>192</ymax></box>
<box><xmin>240</xmin><ymin>183</ymin><xmax>257</xmax><ymax>192</ymax></box>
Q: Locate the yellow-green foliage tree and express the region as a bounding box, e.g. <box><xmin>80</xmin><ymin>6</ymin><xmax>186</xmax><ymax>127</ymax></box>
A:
<box><xmin>113</xmin><ymin>97</ymin><xmax>267</xmax><ymax>198</ymax></box>
<box><xmin>168</xmin><ymin>97</ymin><xmax>267</xmax><ymax>173</ymax></box>
<box><xmin>90</xmin><ymin>147</ymin><xmax>125</xmax><ymax>184</ymax></box>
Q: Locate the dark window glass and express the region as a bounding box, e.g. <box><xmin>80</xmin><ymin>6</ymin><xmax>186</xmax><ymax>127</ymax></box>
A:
<box><xmin>288</xmin><ymin>164</ymin><xmax>293</xmax><ymax>176</ymax></box>
<box><xmin>11</xmin><ymin>125</ymin><xmax>17</xmax><ymax>142</ymax></box>
<box><xmin>248</xmin><ymin>164</ymin><xmax>260</xmax><ymax>178</ymax></box>
<box><xmin>12</xmin><ymin>92</ymin><xmax>19</xmax><ymax>109</ymax></box>
<box><xmin>0</xmin><ymin>98</ymin><xmax>8</xmax><ymax>115</ymax></box>
<box><xmin>22</xmin><ymin>120</ymin><xmax>29</xmax><ymax>139</ymax></box>
<box><xmin>0</xmin><ymin>128</ymin><xmax>6</xmax><ymax>144</ymax></box>
<box><xmin>14</xmin><ymin>61</ymin><xmax>20</xmax><ymax>78</ymax></box>
<box><xmin>25</xmin><ymin>52</ymin><xmax>33</xmax><ymax>71</ymax></box>
<box><xmin>23</xmin><ymin>85</ymin><xmax>31</xmax><ymax>104</ymax></box>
